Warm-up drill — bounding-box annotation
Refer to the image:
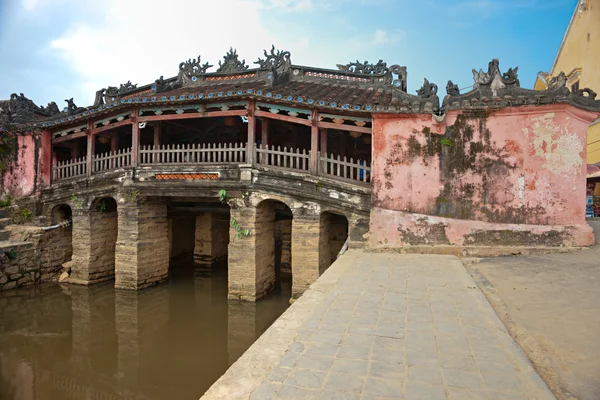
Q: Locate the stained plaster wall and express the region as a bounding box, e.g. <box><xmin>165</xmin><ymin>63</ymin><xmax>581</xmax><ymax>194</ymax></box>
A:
<box><xmin>370</xmin><ymin>105</ymin><xmax>597</xmax><ymax>248</ymax></box>
<box><xmin>1</xmin><ymin>134</ymin><xmax>45</xmax><ymax>198</ymax></box>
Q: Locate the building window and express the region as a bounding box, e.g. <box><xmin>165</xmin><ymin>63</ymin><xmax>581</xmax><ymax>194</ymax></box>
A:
<box><xmin>572</xmin><ymin>81</ymin><xmax>580</xmax><ymax>92</ymax></box>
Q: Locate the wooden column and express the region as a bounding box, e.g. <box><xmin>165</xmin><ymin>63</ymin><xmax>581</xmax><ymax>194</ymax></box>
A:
<box><xmin>310</xmin><ymin>109</ymin><xmax>319</xmax><ymax>174</ymax></box>
<box><xmin>320</xmin><ymin>128</ymin><xmax>327</xmax><ymax>155</ymax></box>
<box><xmin>246</xmin><ymin>100</ymin><xmax>256</xmax><ymax>166</ymax></box>
<box><xmin>86</xmin><ymin>121</ymin><xmax>94</xmax><ymax>177</ymax></box>
<box><xmin>153</xmin><ymin>122</ymin><xmax>162</xmax><ymax>148</ymax></box>
<box><xmin>131</xmin><ymin>114</ymin><xmax>139</xmax><ymax>168</ymax></box>
<box><xmin>41</xmin><ymin>129</ymin><xmax>52</xmax><ymax>186</ymax></box>
<box><xmin>260</xmin><ymin>119</ymin><xmax>269</xmax><ymax>164</ymax></box>
<box><xmin>111</xmin><ymin>135</ymin><xmax>119</xmax><ymax>152</ymax></box>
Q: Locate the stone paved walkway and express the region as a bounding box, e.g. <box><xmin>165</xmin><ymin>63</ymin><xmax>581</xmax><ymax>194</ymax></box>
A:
<box><xmin>202</xmin><ymin>251</ymin><xmax>554</xmax><ymax>400</ymax></box>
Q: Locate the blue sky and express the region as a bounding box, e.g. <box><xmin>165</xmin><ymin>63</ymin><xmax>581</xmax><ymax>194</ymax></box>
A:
<box><xmin>0</xmin><ymin>0</ymin><xmax>577</xmax><ymax>109</ymax></box>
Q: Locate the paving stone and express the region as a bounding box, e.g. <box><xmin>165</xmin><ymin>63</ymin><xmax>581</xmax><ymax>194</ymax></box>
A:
<box><xmin>445</xmin><ymin>387</ymin><xmax>489</xmax><ymax>400</ymax></box>
<box><xmin>249</xmin><ymin>382</ymin><xmax>281</xmax><ymax>399</ymax></box>
<box><xmin>266</xmin><ymin>366</ymin><xmax>291</xmax><ymax>382</ymax></box>
<box><xmin>343</xmin><ymin>333</ymin><xmax>374</xmax><ymax>346</ymax></box>
<box><xmin>318</xmin><ymin>389</ymin><xmax>361</xmax><ymax>400</ymax></box>
<box><xmin>480</xmin><ymin>368</ymin><xmax>523</xmax><ymax>392</ymax></box>
<box><xmin>276</xmin><ymin>385</ymin><xmax>319</xmax><ymax>399</ymax></box>
<box><xmin>405</xmin><ymin>352</ymin><xmax>441</xmax><ymax>367</ymax></box>
<box><xmin>296</xmin><ymin>354</ymin><xmax>335</xmax><ymax>371</ymax></box>
<box><xmin>337</xmin><ymin>345</ymin><xmax>370</xmax><ymax>359</ymax></box>
<box><xmin>308</xmin><ymin>332</ymin><xmax>344</xmax><ymax>344</ymax></box>
<box><xmin>324</xmin><ymin>373</ymin><xmax>364</xmax><ymax>393</ymax></box>
<box><xmin>284</xmin><ymin>369</ymin><xmax>326</xmax><ymax>389</ymax></box>
<box><xmin>375</xmin><ymin>325</ymin><xmax>405</xmax><ymax>339</ymax></box>
<box><xmin>305</xmin><ymin>342</ymin><xmax>340</xmax><ymax>357</ymax></box>
<box><xmin>331</xmin><ymin>358</ymin><xmax>369</xmax><ymax>376</ymax></box>
<box><xmin>363</xmin><ymin>377</ymin><xmax>405</xmax><ymax>398</ymax></box>
<box><xmin>405</xmin><ymin>382</ymin><xmax>447</xmax><ymax>400</ymax></box>
<box><xmin>370</xmin><ymin>346</ymin><xmax>404</xmax><ymax>364</ymax></box>
<box><xmin>442</xmin><ymin>369</ymin><xmax>484</xmax><ymax>389</ymax></box>
<box><xmin>440</xmin><ymin>355</ymin><xmax>477</xmax><ymax>371</ymax></box>
<box><xmin>407</xmin><ymin>366</ymin><xmax>443</xmax><ymax>385</ymax></box>
<box><xmin>279</xmin><ymin>351</ymin><xmax>300</xmax><ymax>367</ymax></box>
<box><xmin>368</xmin><ymin>360</ymin><xmax>406</xmax><ymax>381</ymax></box>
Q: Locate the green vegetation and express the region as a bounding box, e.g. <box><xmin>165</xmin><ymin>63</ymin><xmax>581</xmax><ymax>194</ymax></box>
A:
<box><xmin>440</xmin><ymin>137</ymin><xmax>454</xmax><ymax>147</ymax></box>
<box><xmin>98</xmin><ymin>199</ymin><xmax>107</xmax><ymax>213</ymax></box>
<box><xmin>0</xmin><ymin>196</ymin><xmax>12</xmax><ymax>208</ymax></box>
<box><xmin>231</xmin><ymin>218</ymin><xmax>251</xmax><ymax>239</ymax></box>
<box><xmin>4</xmin><ymin>248</ymin><xmax>17</xmax><ymax>260</ymax></box>
<box><xmin>70</xmin><ymin>194</ymin><xmax>84</xmax><ymax>208</ymax></box>
<box><xmin>218</xmin><ymin>189</ymin><xmax>229</xmax><ymax>203</ymax></box>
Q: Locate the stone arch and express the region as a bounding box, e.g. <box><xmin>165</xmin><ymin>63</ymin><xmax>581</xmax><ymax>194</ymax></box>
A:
<box><xmin>51</xmin><ymin>203</ymin><xmax>72</xmax><ymax>224</ymax></box>
<box><xmin>319</xmin><ymin>211</ymin><xmax>349</xmax><ymax>274</ymax></box>
<box><xmin>254</xmin><ymin>198</ymin><xmax>293</xmax><ymax>299</ymax></box>
<box><xmin>70</xmin><ymin>196</ymin><xmax>118</xmax><ymax>284</ymax></box>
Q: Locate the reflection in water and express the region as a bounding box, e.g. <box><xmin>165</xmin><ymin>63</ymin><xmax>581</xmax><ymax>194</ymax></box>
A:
<box><xmin>0</xmin><ymin>268</ymin><xmax>290</xmax><ymax>400</ymax></box>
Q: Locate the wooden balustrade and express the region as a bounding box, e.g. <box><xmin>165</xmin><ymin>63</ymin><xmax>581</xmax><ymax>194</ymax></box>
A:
<box><xmin>140</xmin><ymin>143</ymin><xmax>246</xmax><ymax>165</ymax></box>
<box><xmin>93</xmin><ymin>148</ymin><xmax>132</xmax><ymax>173</ymax></box>
<box><xmin>52</xmin><ymin>157</ymin><xmax>87</xmax><ymax>181</ymax></box>
<box><xmin>319</xmin><ymin>152</ymin><xmax>371</xmax><ymax>183</ymax></box>
<box><xmin>51</xmin><ymin>143</ymin><xmax>372</xmax><ymax>186</ymax></box>
<box><xmin>255</xmin><ymin>144</ymin><xmax>310</xmax><ymax>171</ymax></box>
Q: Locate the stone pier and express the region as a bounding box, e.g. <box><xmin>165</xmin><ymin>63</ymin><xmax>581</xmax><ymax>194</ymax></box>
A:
<box><xmin>70</xmin><ymin>201</ymin><xmax>118</xmax><ymax>284</ymax></box>
<box><xmin>194</xmin><ymin>213</ymin><xmax>229</xmax><ymax>269</ymax></box>
<box><xmin>115</xmin><ymin>196</ymin><xmax>170</xmax><ymax>290</ymax></box>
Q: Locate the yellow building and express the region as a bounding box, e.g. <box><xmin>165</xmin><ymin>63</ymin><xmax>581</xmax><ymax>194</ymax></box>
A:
<box><xmin>534</xmin><ymin>0</ymin><xmax>600</xmax><ymax>164</ymax></box>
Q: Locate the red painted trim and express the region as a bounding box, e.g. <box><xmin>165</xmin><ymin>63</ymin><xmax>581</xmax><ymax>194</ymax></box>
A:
<box><xmin>138</xmin><ymin>109</ymin><xmax>245</xmax><ymax>122</ymax></box>
<box><xmin>131</xmin><ymin>113</ymin><xmax>139</xmax><ymax>168</ymax></box>
<box><xmin>310</xmin><ymin>109</ymin><xmax>319</xmax><ymax>174</ymax></box>
<box><xmin>317</xmin><ymin>121</ymin><xmax>371</xmax><ymax>134</ymax></box>
<box><xmin>255</xmin><ymin>110</ymin><xmax>313</xmax><ymax>126</ymax></box>
<box><xmin>41</xmin><ymin>130</ymin><xmax>52</xmax><ymax>187</ymax></box>
<box><xmin>52</xmin><ymin>131</ymin><xmax>88</xmax><ymax>144</ymax></box>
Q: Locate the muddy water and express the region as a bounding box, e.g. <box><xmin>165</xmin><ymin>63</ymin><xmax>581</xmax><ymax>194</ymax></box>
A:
<box><xmin>0</xmin><ymin>268</ymin><xmax>290</xmax><ymax>400</ymax></box>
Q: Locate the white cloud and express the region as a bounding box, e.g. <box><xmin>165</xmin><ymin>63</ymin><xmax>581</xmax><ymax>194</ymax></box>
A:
<box><xmin>372</xmin><ymin>29</ymin><xmax>402</xmax><ymax>45</ymax></box>
<box><xmin>21</xmin><ymin>0</ymin><xmax>39</xmax><ymax>11</ymax></box>
<box><xmin>262</xmin><ymin>0</ymin><xmax>314</xmax><ymax>11</ymax></box>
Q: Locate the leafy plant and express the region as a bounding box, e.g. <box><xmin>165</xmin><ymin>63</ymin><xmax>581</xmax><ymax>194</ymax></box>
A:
<box><xmin>231</xmin><ymin>218</ymin><xmax>251</xmax><ymax>239</ymax></box>
<box><xmin>123</xmin><ymin>189</ymin><xmax>140</xmax><ymax>203</ymax></box>
<box><xmin>315</xmin><ymin>181</ymin><xmax>323</xmax><ymax>194</ymax></box>
<box><xmin>98</xmin><ymin>199</ymin><xmax>107</xmax><ymax>213</ymax></box>
<box><xmin>18</xmin><ymin>207</ymin><xmax>33</xmax><ymax>219</ymax></box>
<box><xmin>440</xmin><ymin>137</ymin><xmax>454</xmax><ymax>147</ymax></box>
<box><xmin>70</xmin><ymin>194</ymin><xmax>84</xmax><ymax>208</ymax></box>
<box><xmin>0</xmin><ymin>196</ymin><xmax>12</xmax><ymax>208</ymax></box>
<box><xmin>218</xmin><ymin>189</ymin><xmax>229</xmax><ymax>203</ymax></box>
<box><xmin>4</xmin><ymin>248</ymin><xmax>17</xmax><ymax>260</ymax></box>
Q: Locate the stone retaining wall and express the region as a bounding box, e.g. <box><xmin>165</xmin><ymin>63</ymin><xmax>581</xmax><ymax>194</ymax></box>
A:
<box><xmin>0</xmin><ymin>242</ymin><xmax>37</xmax><ymax>291</ymax></box>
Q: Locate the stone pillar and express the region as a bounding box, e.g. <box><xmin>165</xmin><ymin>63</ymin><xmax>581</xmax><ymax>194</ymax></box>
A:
<box><xmin>70</xmin><ymin>205</ymin><xmax>118</xmax><ymax>285</ymax></box>
<box><xmin>274</xmin><ymin>219</ymin><xmax>292</xmax><ymax>280</ymax></box>
<box><xmin>318</xmin><ymin>213</ymin><xmax>332</xmax><ymax>275</ymax></box>
<box><xmin>194</xmin><ymin>213</ymin><xmax>229</xmax><ymax>269</ymax></box>
<box><xmin>291</xmin><ymin>213</ymin><xmax>321</xmax><ymax>299</ymax></box>
<box><xmin>228</xmin><ymin>200</ymin><xmax>259</xmax><ymax>301</ymax></box>
<box><xmin>115</xmin><ymin>196</ymin><xmax>169</xmax><ymax>290</ymax></box>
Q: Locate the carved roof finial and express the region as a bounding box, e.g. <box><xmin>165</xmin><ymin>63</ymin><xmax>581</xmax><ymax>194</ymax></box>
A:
<box><xmin>217</xmin><ymin>47</ymin><xmax>249</xmax><ymax>73</ymax></box>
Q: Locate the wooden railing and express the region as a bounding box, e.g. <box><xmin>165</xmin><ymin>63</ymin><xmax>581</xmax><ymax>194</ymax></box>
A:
<box><xmin>255</xmin><ymin>144</ymin><xmax>310</xmax><ymax>172</ymax></box>
<box><xmin>93</xmin><ymin>148</ymin><xmax>132</xmax><ymax>173</ymax></box>
<box><xmin>319</xmin><ymin>152</ymin><xmax>371</xmax><ymax>183</ymax></box>
<box><xmin>52</xmin><ymin>157</ymin><xmax>87</xmax><ymax>181</ymax></box>
<box><xmin>140</xmin><ymin>143</ymin><xmax>246</xmax><ymax>165</ymax></box>
<box><xmin>51</xmin><ymin>143</ymin><xmax>371</xmax><ymax>185</ymax></box>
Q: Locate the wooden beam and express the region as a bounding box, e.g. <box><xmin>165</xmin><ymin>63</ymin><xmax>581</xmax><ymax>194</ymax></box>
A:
<box><xmin>91</xmin><ymin>120</ymin><xmax>132</xmax><ymax>135</ymax></box>
<box><xmin>320</xmin><ymin>128</ymin><xmax>328</xmax><ymax>155</ymax></box>
<box><xmin>52</xmin><ymin>131</ymin><xmax>88</xmax><ymax>144</ymax></box>
<box><xmin>261</xmin><ymin>118</ymin><xmax>269</xmax><ymax>148</ymax></box>
<box><xmin>255</xmin><ymin>110</ymin><xmax>312</xmax><ymax>127</ymax></box>
<box><xmin>153</xmin><ymin>122</ymin><xmax>162</xmax><ymax>147</ymax></box>
<box><xmin>131</xmin><ymin>113</ymin><xmax>139</xmax><ymax>168</ymax></box>
<box><xmin>86</xmin><ymin>120</ymin><xmax>94</xmax><ymax>178</ymax></box>
<box><xmin>316</xmin><ymin>121</ymin><xmax>371</xmax><ymax>134</ymax></box>
<box><xmin>138</xmin><ymin>109</ymin><xmax>245</xmax><ymax>122</ymax></box>
<box><xmin>111</xmin><ymin>136</ymin><xmax>119</xmax><ymax>152</ymax></box>
<box><xmin>247</xmin><ymin>99</ymin><xmax>256</xmax><ymax>166</ymax></box>
<box><xmin>310</xmin><ymin>109</ymin><xmax>319</xmax><ymax>174</ymax></box>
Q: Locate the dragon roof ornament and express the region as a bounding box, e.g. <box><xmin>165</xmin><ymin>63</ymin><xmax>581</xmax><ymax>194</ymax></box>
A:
<box><xmin>336</xmin><ymin>60</ymin><xmax>406</xmax><ymax>90</ymax></box>
<box><xmin>0</xmin><ymin>93</ymin><xmax>60</xmax><ymax>129</ymax></box>
<box><xmin>217</xmin><ymin>47</ymin><xmax>249</xmax><ymax>74</ymax></box>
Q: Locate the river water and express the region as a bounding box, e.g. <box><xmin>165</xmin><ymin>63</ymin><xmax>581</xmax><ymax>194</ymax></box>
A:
<box><xmin>0</xmin><ymin>268</ymin><xmax>290</xmax><ymax>400</ymax></box>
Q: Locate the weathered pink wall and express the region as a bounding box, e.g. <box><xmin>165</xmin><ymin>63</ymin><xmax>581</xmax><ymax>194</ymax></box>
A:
<box><xmin>369</xmin><ymin>105</ymin><xmax>597</xmax><ymax>248</ymax></box>
<box><xmin>1</xmin><ymin>133</ymin><xmax>44</xmax><ymax>199</ymax></box>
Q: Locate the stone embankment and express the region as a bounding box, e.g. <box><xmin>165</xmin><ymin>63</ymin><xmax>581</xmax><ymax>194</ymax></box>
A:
<box><xmin>201</xmin><ymin>250</ymin><xmax>554</xmax><ymax>400</ymax></box>
<box><xmin>0</xmin><ymin>209</ymin><xmax>72</xmax><ymax>292</ymax></box>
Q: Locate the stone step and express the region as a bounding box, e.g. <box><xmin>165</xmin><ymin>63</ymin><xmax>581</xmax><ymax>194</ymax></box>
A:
<box><xmin>0</xmin><ymin>209</ymin><xmax>7</xmax><ymax>218</ymax></box>
<box><xmin>0</xmin><ymin>231</ymin><xmax>10</xmax><ymax>241</ymax></box>
<box><xmin>0</xmin><ymin>218</ymin><xmax>12</xmax><ymax>229</ymax></box>
<box><xmin>0</xmin><ymin>240</ymin><xmax>32</xmax><ymax>250</ymax></box>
